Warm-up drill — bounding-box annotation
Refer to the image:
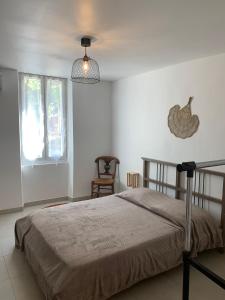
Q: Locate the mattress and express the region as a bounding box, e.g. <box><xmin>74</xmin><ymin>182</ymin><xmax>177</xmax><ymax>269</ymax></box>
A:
<box><xmin>15</xmin><ymin>188</ymin><xmax>223</xmax><ymax>300</ymax></box>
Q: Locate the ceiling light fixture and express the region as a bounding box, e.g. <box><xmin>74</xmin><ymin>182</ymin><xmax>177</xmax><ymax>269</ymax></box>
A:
<box><xmin>71</xmin><ymin>36</ymin><xmax>100</xmax><ymax>84</ymax></box>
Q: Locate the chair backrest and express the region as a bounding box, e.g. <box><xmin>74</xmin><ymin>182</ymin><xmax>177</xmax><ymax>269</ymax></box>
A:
<box><xmin>95</xmin><ymin>156</ymin><xmax>120</xmax><ymax>179</ymax></box>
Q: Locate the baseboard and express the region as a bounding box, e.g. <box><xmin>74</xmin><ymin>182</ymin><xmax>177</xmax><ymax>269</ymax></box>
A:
<box><xmin>0</xmin><ymin>207</ymin><xmax>23</xmax><ymax>215</ymax></box>
<box><xmin>24</xmin><ymin>197</ymin><xmax>70</xmax><ymax>207</ymax></box>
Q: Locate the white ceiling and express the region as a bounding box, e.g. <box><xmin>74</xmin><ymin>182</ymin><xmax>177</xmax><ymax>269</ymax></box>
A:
<box><xmin>1</xmin><ymin>0</ymin><xmax>225</xmax><ymax>81</ymax></box>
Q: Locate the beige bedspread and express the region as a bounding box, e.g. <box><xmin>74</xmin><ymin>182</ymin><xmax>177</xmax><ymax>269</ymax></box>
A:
<box><xmin>15</xmin><ymin>188</ymin><xmax>223</xmax><ymax>300</ymax></box>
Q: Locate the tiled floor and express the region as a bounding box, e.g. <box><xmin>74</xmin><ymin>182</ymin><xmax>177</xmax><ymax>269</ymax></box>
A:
<box><xmin>0</xmin><ymin>203</ymin><xmax>224</xmax><ymax>300</ymax></box>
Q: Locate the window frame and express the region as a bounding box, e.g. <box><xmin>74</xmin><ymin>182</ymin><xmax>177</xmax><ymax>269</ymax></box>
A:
<box><xmin>19</xmin><ymin>73</ymin><xmax>67</xmax><ymax>166</ymax></box>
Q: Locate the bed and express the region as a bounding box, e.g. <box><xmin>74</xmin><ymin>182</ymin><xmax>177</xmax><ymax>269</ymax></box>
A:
<box><xmin>15</xmin><ymin>158</ymin><xmax>225</xmax><ymax>300</ymax></box>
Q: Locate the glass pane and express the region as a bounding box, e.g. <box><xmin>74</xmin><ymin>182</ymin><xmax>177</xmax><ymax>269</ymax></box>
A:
<box><xmin>46</xmin><ymin>79</ymin><xmax>65</xmax><ymax>159</ymax></box>
<box><xmin>21</xmin><ymin>76</ymin><xmax>44</xmax><ymax>161</ymax></box>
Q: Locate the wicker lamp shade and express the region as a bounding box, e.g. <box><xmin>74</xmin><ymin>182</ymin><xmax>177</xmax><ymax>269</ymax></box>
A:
<box><xmin>71</xmin><ymin>36</ymin><xmax>100</xmax><ymax>84</ymax></box>
<box><xmin>71</xmin><ymin>57</ymin><xmax>100</xmax><ymax>84</ymax></box>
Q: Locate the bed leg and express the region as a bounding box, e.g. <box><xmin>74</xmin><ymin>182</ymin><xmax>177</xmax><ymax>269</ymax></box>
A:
<box><xmin>183</xmin><ymin>252</ymin><xmax>190</xmax><ymax>300</ymax></box>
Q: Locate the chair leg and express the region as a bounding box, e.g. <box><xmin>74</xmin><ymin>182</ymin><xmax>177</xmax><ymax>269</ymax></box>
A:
<box><xmin>91</xmin><ymin>182</ymin><xmax>94</xmax><ymax>198</ymax></box>
<box><xmin>92</xmin><ymin>183</ymin><xmax>115</xmax><ymax>198</ymax></box>
<box><xmin>97</xmin><ymin>185</ymin><xmax>100</xmax><ymax>198</ymax></box>
<box><xmin>91</xmin><ymin>181</ymin><xmax>96</xmax><ymax>199</ymax></box>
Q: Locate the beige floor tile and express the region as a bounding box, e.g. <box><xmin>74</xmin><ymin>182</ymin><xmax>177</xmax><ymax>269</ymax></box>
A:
<box><xmin>0</xmin><ymin>234</ymin><xmax>15</xmax><ymax>256</ymax></box>
<box><xmin>196</xmin><ymin>249</ymin><xmax>225</xmax><ymax>278</ymax></box>
<box><xmin>4</xmin><ymin>250</ymin><xmax>32</xmax><ymax>279</ymax></box>
<box><xmin>0</xmin><ymin>214</ymin><xmax>15</xmax><ymax>224</ymax></box>
<box><xmin>23</xmin><ymin>206</ymin><xmax>42</xmax><ymax>214</ymax></box>
<box><xmin>0</xmin><ymin>256</ymin><xmax>9</xmax><ymax>282</ymax></box>
<box><xmin>0</xmin><ymin>216</ymin><xmax>18</xmax><ymax>231</ymax></box>
<box><xmin>0</xmin><ymin>279</ymin><xmax>15</xmax><ymax>300</ymax></box>
<box><xmin>128</xmin><ymin>272</ymin><xmax>181</xmax><ymax>300</ymax></box>
<box><xmin>11</xmin><ymin>273</ymin><xmax>44</xmax><ymax>300</ymax></box>
<box><xmin>0</xmin><ymin>219</ymin><xmax>15</xmax><ymax>256</ymax></box>
<box><xmin>111</xmin><ymin>286</ymin><xmax>137</xmax><ymax>300</ymax></box>
<box><xmin>0</xmin><ymin>225</ymin><xmax>14</xmax><ymax>237</ymax></box>
<box><xmin>0</xmin><ymin>212</ymin><xmax>24</xmax><ymax>225</ymax></box>
<box><xmin>189</xmin><ymin>268</ymin><xmax>225</xmax><ymax>300</ymax></box>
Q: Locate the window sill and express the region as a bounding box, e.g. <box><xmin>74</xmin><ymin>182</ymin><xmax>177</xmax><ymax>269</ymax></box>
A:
<box><xmin>21</xmin><ymin>161</ymin><xmax>68</xmax><ymax>168</ymax></box>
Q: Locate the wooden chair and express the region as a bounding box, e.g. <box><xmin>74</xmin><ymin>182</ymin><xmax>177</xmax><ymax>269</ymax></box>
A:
<box><xmin>91</xmin><ymin>156</ymin><xmax>120</xmax><ymax>198</ymax></box>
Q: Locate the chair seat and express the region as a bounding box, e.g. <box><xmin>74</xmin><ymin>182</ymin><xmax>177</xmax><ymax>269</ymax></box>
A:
<box><xmin>92</xmin><ymin>178</ymin><xmax>114</xmax><ymax>185</ymax></box>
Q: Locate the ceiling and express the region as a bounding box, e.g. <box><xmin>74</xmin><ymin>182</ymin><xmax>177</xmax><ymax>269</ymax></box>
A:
<box><xmin>1</xmin><ymin>0</ymin><xmax>225</xmax><ymax>81</ymax></box>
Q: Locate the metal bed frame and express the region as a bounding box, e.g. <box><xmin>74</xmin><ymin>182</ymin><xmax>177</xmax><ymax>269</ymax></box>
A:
<box><xmin>142</xmin><ymin>157</ymin><xmax>225</xmax><ymax>299</ymax></box>
<box><xmin>177</xmin><ymin>160</ymin><xmax>225</xmax><ymax>300</ymax></box>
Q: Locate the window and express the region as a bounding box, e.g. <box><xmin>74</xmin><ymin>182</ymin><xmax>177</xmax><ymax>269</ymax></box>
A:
<box><xmin>19</xmin><ymin>73</ymin><xmax>67</xmax><ymax>165</ymax></box>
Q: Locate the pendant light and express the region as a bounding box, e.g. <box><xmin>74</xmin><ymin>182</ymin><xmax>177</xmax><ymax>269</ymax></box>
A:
<box><xmin>71</xmin><ymin>37</ymin><xmax>100</xmax><ymax>84</ymax></box>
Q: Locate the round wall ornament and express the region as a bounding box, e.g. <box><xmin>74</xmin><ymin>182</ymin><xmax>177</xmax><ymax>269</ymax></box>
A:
<box><xmin>168</xmin><ymin>97</ymin><xmax>199</xmax><ymax>139</ymax></box>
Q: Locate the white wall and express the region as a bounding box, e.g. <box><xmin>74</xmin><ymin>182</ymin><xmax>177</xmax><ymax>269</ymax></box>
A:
<box><xmin>112</xmin><ymin>53</ymin><xmax>225</xmax><ymax>191</ymax></box>
<box><xmin>0</xmin><ymin>68</ymin><xmax>22</xmax><ymax>210</ymax></box>
<box><xmin>73</xmin><ymin>81</ymin><xmax>112</xmax><ymax>198</ymax></box>
<box><xmin>21</xmin><ymin>164</ymin><xmax>68</xmax><ymax>203</ymax></box>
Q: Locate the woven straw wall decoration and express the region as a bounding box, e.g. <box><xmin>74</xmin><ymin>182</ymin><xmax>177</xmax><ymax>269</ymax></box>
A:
<box><xmin>168</xmin><ymin>97</ymin><xmax>199</xmax><ymax>139</ymax></box>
